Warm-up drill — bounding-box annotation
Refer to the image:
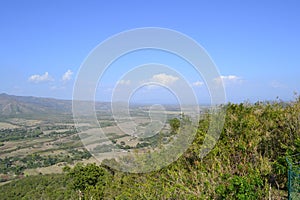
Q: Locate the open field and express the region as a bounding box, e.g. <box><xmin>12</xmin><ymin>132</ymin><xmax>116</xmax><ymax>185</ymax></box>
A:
<box><xmin>0</xmin><ymin>122</ymin><xmax>20</xmax><ymax>129</ymax></box>
<box><xmin>0</xmin><ymin>104</ymin><xmax>185</xmax><ymax>184</ymax></box>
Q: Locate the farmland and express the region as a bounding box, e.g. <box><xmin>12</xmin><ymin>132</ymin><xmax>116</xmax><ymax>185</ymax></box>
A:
<box><xmin>0</xmin><ymin>95</ymin><xmax>184</xmax><ymax>183</ymax></box>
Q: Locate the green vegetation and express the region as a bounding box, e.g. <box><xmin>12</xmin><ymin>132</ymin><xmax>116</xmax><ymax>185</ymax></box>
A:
<box><xmin>0</xmin><ymin>149</ymin><xmax>91</xmax><ymax>176</ymax></box>
<box><xmin>65</xmin><ymin>163</ymin><xmax>113</xmax><ymax>199</ymax></box>
<box><xmin>0</xmin><ymin>128</ymin><xmax>42</xmax><ymax>142</ymax></box>
<box><xmin>169</xmin><ymin>117</ymin><xmax>180</xmax><ymax>134</ymax></box>
<box><xmin>0</xmin><ymin>125</ymin><xmax>91</xmax><ymax>180</ymax></box>
<box><xmin>0</xmin><ymin>174</ymin><xmax>76</xmax><ymax>200</ymax></box>
<box><xmin>1</xmin><ymin>98</ymin><xmax>300</xmax><ymax>199</ymax></box>
<box><xmin>286</xmin><ymin>154</ymin><xmax>300</xmax><ymax>199</ymax></box>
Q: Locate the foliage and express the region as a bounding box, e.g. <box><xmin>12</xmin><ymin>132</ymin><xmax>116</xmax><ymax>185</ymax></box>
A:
<box><xmin>0</xmin><ymin>174</ymin><xmax>76</xmax><ymax>200</ymax></box>
<box><xmin>0</xmin><ymin>149</ymin><xmax>91</xmax><ymax>175</ymax></box>
<box><xmin>0</xmin><ymin>127</ymin><xmax>42</xmax><ymax>142</ymax></box>
<box><xmin>169</xmin><ymin>117</ymin><xmax>180</xmax><ymax>134</ymax></box>
<box><xmin>67</xmin><ymin>163</ymin><xmax>113</xmax><ymax>199</ymax></box>
<box><xmin>1</xmin><ymin>97</ymin><xmax>300</xmax><ymax>199</ymax></box>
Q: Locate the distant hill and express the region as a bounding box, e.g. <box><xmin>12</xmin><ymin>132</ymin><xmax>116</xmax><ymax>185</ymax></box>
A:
<box><xmin>0</xmin><ymin>93</ymin><xmax>114</xmax><ymax>119</ymax></box>
<box><xmin>0</xmin><ymin>93</ymin><xmax>184</xmax><ymax>119</ymax></box>
<box><xmin>0</xmin><ymin>93</ymin><xmax>72</xmax><ymax>117</ymax></box>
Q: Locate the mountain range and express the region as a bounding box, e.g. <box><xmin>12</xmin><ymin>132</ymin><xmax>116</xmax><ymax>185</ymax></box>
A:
<box><xmin>0</xmin><ymin>93</ymin><xmax>73</xmax><ymax>117</ymax></box>
<box><xmin>0</xmin><ymin>93</ymin><xmax>186</xmax><ymax>119</ymax></box>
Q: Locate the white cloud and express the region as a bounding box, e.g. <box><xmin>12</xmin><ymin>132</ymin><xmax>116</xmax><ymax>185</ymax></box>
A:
<box><xmin>270</xmin><ymin>81</ymin><xmax>286</xmax><ymax>89</ymax></box>
<box><xmin>192</xmin><ymin>81</ymin><xmax>204</xmax><ymax>87</ymax></box>
<box><xmin>144</xmin><ymin>84</ymin><xmax>160</xmax><ymax>90</ymax></box>
<box><xmin>117</xmin><ymin>79</ymin><xmax>131</xmax><ymax>85</ymax></box>
<box><xmin>214</xmin><ymin>75</ymin><xmax>242</xmax><ymax>84</ymax></box>
<box><xmin>62</xmin><ymin>69</ymin><xmax>73</xmax><ymax>81</ymax></box>
<box><xmin>28</xmin><ymin>72</ymin><xmax>53</xmax><ymax>83</ymax></box>
<box><xmin>151</xmin><ymin>73</ymin><xmax>179</xmax><ymax>86</ymax></box>
<box><xmin>50</xmin><ymin>85</ymin><xmax>66</xmax><ymax>90</ymax></box>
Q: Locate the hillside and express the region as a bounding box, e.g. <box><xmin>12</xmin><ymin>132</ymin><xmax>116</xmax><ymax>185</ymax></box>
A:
<box><xmin>0</xmin><ymin>97</ymin><xmax>299</xmax><ymax>199</ymax></box>
<box><xmin>0</xmin><ymin>94</ymin><xmax>180</xmax><ymax>120</ymax></box>
<box><xmin>0</xmin><ymin>93</ymin><xmax>72</xmax><ymax>117</ymax></box>
<box><xmin>0</xmin><ymin>94</ymin><xmax>115</xmax><ymax>119</ymax></box>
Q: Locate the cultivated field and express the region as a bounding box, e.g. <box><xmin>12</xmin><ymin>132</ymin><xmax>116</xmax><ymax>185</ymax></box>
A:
<box><xmin>0</xmin><ymin>105</ymin><xmax>188</xmax><ymax>184</ymax></box>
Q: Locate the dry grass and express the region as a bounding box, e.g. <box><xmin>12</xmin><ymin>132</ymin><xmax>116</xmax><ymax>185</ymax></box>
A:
<box><xmin>0</xmin><ymin>122</ymin><xmax>20</xmax><ymax>129</ymax></box>
<box><xmin>24</xmin><ymin>164</ymin><xmax>64</xmax><ymax>175</ymax></box>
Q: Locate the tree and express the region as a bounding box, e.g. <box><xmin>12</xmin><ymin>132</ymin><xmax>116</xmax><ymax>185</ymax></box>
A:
<box><xmin>67</xmin><ymin>163</ymin><xmax>112</xmax><ymax>199</ymax></box>
<box><xmin>169</xmin><ymin>118</ymin><xmax>180</xmax><ymax>134</ymax></box>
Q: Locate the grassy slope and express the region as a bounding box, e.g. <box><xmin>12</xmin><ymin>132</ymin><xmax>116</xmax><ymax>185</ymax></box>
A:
<box><xmin>1</xmin><ymin>99</ymin><xmax>300</xmax><ymax>199</ymax></box>
<box><xmin>0</xmin><ymin>174</ymin><xmax>76</xmax><ymax>200</ymax></box>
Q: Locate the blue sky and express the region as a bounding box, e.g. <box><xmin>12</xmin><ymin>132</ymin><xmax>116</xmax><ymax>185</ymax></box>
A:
<box><xmin>0</xmin><ymin>0</ymin><xmax>300</xmax><ymax>103</ymax></box>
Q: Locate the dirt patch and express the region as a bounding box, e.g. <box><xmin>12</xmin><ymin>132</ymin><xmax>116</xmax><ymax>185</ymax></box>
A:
<box><xmin>0</xmin><ymin>122</ymin><xmax>20</xmax><ymax>129</ymax></box>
